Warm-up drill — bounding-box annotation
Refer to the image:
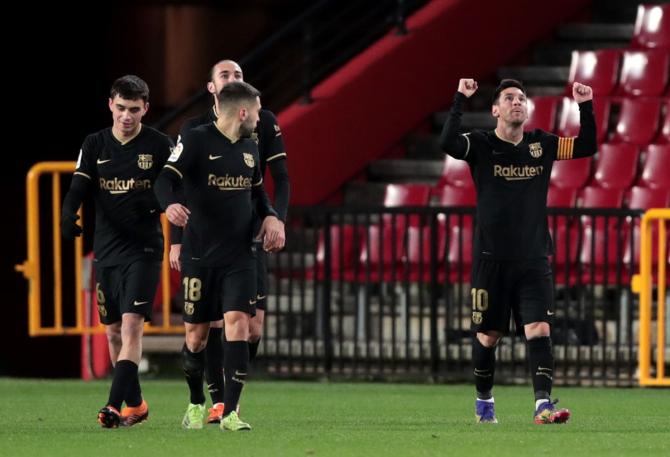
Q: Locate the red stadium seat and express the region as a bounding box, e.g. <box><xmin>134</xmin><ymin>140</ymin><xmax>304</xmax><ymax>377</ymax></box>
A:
<box><xmin>436</xmin><ymin>184</ymin><xmax>476</xmax><ymax>207</ymax></box>
<box><xmin>547</xmin><ymin>186</ymin><xmax>579</xmax><ymax>285</ymax></box>
<box><xmin>617</xmin><ymin>50</ymin><xmax>670</xmax><ymax>97</ymax></box>
<box><xmin>437</xmin><ymin>155</ymin><xmax>474</xmax><ymax>190</ymax></box>
<box><xmin>631</xmin><ymin>4</ymin><xmax>670</xmax><ymax>49</ymax></box>
<box><xmin>592</xmin><ymin>143</ymin><xmax>640</xmax><ymax>190</ymax></box>
<box><xmin>639</xmin><ymin>144</ymin><xmax>670</xmax><ymax>189</ymax></box>
<box><xmin>405</xmin><ymin>221</ymin><xmax>446</xmax><ymax>282</ymax></box>
<box><xmin>550</xmin><ymin>157</ymin><xmax>592</xmax><ymax>189</ymax></box>
<box><xmin>357</xmin><ymin>183</ymin><xmax>431</xmax><ymax>282</ymax></box>
<box><xmin>358</xmin><ymin>224</ymin><xmax>404</xmax><ymax>282</ymax></box>
<box><xmin>436</xmin><ymin>186</ymin><xmax>475</xmax><ymax>282</ymax></box>
<box><xmin>314</xmin><ymin>224</ymin><xmax>360</xmax><ymax>281</ymax></box>
<box><xmin>623</xmin><ymin>186</ymin><xmax>669</xmax><ymax>281</ymax></box>
<box><xmin>654</xmin><ymin>99</ymin><xmax>670</xmax><ymax>144</ymax></box>
<box><xmin>383</xmin><ymin>183</ymin><xmax>432</xmax><ymax>207</ymax></box>
<box><xmin>442</xmin><ymin>213</ymin><xmax>474</xmax><ymax>283</ymax></box>
<box><xmin>566</xmin><ymin>50</ymin><xmax>621</xmax><ymax>97</ymax></box>
<box><xmin>548</xmin><ymin>185</ymin><xmax>578</xmax><ymax>208</ymax></box>
<box><xmin>547</xmin><ymin>185</ymin><xmax>577</xmax><ymax>232</ymax></box>
<box><xmin>556</xmin><ymin>97</ymin><xmax>610</xmax><ymax>143</ymax></box>
<box><xmin>578</xmin><ymin>186</ymin><xmax>626</xmax><ymax>285</ymax></box>
<box><xmin>405</xmin><ymin>186</ymin><xmax>476</xmax><ymax>283</ymax></box>
<box><xmin>525</xmin><ymin>96</ymin><xmax>558</xmax><ymax>132</ymax></box>
<box><xmin>610</xmin><ymin>97</ymin><xmax>662</xmax><ymax>146</ymax></box>
<box><xmin>551</xmin><ymin>223</ymin><xmax>580</xmax><ymax>286</ymax></box>
<box><xmin>578</xmin><ymin>185</ymin><xmax>625</xmax><ymax>209</ymax></box>
<box><xmin>626</xmin><ymin>185</ymin><xmax>670</xmax><ymax>210</ymax></box>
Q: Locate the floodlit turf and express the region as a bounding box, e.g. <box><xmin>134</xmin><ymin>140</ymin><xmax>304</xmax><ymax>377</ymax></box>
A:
<box><xmin>0</xmin><ymin>379</ymin><xmax>668</xmax><ymax>457</ymax></box>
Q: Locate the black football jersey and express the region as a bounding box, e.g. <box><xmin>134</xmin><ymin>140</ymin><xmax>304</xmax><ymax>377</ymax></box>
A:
<box><xmin>157</xmin><ymin>123</ymin><xmax>275</xmax><ymax>266</ymax></box>
<box><xmin>73</xmin><ymin>125</ymin><xmax>173</xmax><ymax>265</ymax></box>
<box><xmin>180</xmin><ymin>107</ymin><xmax>287</xmax><ymax>177</ymax></box>
<box><xmin>440</xmin><ymin>93</ymin><xmax>597</xmax><ymax>260</ymax></box>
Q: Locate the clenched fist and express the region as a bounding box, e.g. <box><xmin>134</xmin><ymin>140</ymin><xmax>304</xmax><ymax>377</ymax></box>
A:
<box><xmin>458</xmin><ymin>79</ymin><xmax>478</xmax><ymax>98</ymax></box>
<box><xmin>572</xmin><ymin>82</ymin><xmax>593</xmax><ymax>103</ymax></box>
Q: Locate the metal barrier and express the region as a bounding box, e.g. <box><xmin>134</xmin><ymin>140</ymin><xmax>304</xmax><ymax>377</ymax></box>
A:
<box><xmin>261</xmin><ymin>206</ymin><xmax>651</xmax><ymax>385</ymax></box>
<box><xmin>632</xmin><ymin>209</ymin><xmax>669</xmax><ymax>386</ymax></box>
<box><xmin>15</xmin><ymin>162</ymin><xmax>181</xmax><ymax>336</ymax></box>
<box><xmin>17</xmin><ymin>165</ymin><xmax>668</xmax><ymax>386</ymax></box>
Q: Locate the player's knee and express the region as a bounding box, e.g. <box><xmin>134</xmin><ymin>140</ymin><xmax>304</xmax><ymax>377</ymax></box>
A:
<box><xmin>225</xmin><ymin>314</ymin><xmax>250</xmax><ymax>341</ymax></box>
<box><xmin>476</xmin><ymin>332</ymin><xmax>501</xmax><ymax>348</ymax></box>
<box><xmin>249</xmin><ymin>326</ymin><xmax>262</xmax><ymax>342</ymax></box>
<box><xmin>524</xmin><ymin>322</ymin><xmax>550</xmax><ymax>339</ymax></box>
<box><xmin>121</xmin><ymin>321</ymin><xmax>144</xmax><ymax>340</ymax></box>
<box><xmin>185</xmin><ymin>332</ymin><xmax>207</xmax><ymax>352</ymax></box>
<box><xmin>106</xmin><ymin>325</ymin><xmax>122</xmax><ymax>346</ymax></box>
<box><xmin>249</xmin><ymin>314</ymin><xmax>264</xmax><ymax>341</ymax></box>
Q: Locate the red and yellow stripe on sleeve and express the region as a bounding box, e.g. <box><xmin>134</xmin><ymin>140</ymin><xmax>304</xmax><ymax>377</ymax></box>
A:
<box><xmin>557</xmin><ymin>137</ymin><xmax>575</xmax><ymax>160</ymax></box>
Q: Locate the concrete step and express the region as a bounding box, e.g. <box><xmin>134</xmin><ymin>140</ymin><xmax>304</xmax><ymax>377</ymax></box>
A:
<box><xmin>533</xmin><ymin>41</ymin><xmax>630</xmax><ymax>65</ymax></box>
<box><xmin>433</xmin><ymin>111</ymin><xmax>496</xmax><ymax>132</ymax></box>
<box><xmin>555</xmin><ymin>23</ymin><xmax>634</xmax><ymax>41</ymax></box>
<box><xmin>497</xmin><ymin>65</ymin><xmax>570</xmax><ymax>85</ymax></box>
<box><xmin>525</xmin><ymin>86</ymin><xmax>568</xmax><ymax>97</ymax></box>
<box><xmin>591</xmin><ymin>0</ymin><xmax>642</xmax><ymax>23</ymax></box>
<box><xmin>368</xmin><ymin>159</ymin><xmax>444</xmax><ymax>181</ymax></box>
<box><xmin>343</xmin><ymin>181</ymin><xmax>389</xmax><ymax>205</ymax></box>
<box><xmin>405</xmin><ymin>134</ymin><xmax>444</xmax><ymax>160</ymax></box>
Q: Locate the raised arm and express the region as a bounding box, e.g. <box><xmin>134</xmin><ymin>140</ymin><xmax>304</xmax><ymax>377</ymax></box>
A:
<box><xmin>439</xmin><ymin>78</ymin><xmax>479</xmax><ymax>160</ymax></box>
<box><xmin>556</xmin><ymin>82</ymin><xmax>597</xmax><ymax>160</ymax></box>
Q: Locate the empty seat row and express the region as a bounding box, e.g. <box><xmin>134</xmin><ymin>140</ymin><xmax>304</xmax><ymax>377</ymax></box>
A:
<box><xmin>551</xmin><ymin>143</ymin><xmax>670</xmax><ymax>190</ymax></box>
<box><xmin>314</xmin><ymin>183</ymin><xmax>669</xmax><ymax>285</ymax></box>
<box><xmin>439</xmin><ymin>143</ymin><xmax>669</xmax><ymax>192</ymax></box>
<box><xmin>567</xmin><ymin>48</ymin><xmax>669</xmax><ymax>97</ymax></box>
<box><xmin>632</xmin><ymin>4</ymin><xmax>670</xmax><ymax>50</ymax></box>
<box><xmin>526</xmin><ymin>96</ymin><xmax>669</xmax><ymax>146</ymax></box>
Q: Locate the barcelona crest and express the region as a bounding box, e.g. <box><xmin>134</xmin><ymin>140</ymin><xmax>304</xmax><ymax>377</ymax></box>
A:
<box><xmin>529</xmin><ymin>142</ymin><xmax>543</xmax><ymax>158</ymax></box>
<box><xmin>137</xmin><ymin>154</ymin><xmax>153</xmax><ymax>170</ymax></box>
<box><xmin>243</xmin><ymin>153</ymin><xmax>255</xmax><ymax>168</ymax></box>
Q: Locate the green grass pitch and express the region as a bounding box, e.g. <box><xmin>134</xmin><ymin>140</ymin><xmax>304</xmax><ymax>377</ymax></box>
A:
<box><xmin>0</xmin><ymin>379</ymin><xmax>667</xmax><ymax>457</ymax></box>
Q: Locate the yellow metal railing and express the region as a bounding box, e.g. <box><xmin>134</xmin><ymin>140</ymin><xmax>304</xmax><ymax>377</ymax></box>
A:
<box><xmin>15</xmin><ymin>162</ymin><xmax>181</xmax><ymax>336</ymax></box>
<box><xmin>631</xmin><ymin>208</ymin><xmax>670</xmax><ymax>387</ymax></box>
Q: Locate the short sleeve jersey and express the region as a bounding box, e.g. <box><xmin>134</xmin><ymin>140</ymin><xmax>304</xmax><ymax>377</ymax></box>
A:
<box><xmin>163</xmin><ymin>123</ymin><xmax>264</xmax><ymax>266</ymax></box>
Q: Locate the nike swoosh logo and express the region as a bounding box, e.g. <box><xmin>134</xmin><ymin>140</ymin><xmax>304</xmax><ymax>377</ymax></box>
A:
<box><xmin>149</xmin><ymin>209</ymin><xmax>156</xmax><ymax>213</ymax></box>
<box><xmin>97</xmin><ymin>159</ymin><xmax>112</xmax><ymax>164</ymax></box>
<box><xmin>133</xmin><ymin>300</ymin><xmax>149</xmax><ymax>306</ymax></box>
<box><xmin>547</xmin><ymin>310</ymin><xmax>555</xmax><ymax>316</ymax></box>
<box><xmin>209</xmin><ymin>154</ymin><xmax>222</xmax><ymax>160</ymax></box>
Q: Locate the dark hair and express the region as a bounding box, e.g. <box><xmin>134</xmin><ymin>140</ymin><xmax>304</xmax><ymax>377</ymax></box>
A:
<box><xmin>217</xmin><ymin>81</ymin><xmax>260</xmax><ymax>113</ymax></box>
<box><xmin>110</xmin><ymin>75</ymin><xmax>149</xmax><ymax>102</ymax></box>
<box><xmin>492</xmin><ymin>79</ymin><xmax>525</xmax><ymax>105</ymax></box>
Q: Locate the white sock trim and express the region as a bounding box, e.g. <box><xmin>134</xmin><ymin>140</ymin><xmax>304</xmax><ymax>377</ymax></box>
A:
<box><xmin>535</xmin><ymin>399</ymin><xmax>550</xmax><ymax>409</ymax></box>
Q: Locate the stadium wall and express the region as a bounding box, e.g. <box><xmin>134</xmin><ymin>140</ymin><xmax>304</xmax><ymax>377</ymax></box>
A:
<box><xmin>277</xmin><ymin>0</ymin><xmax>592</xmax><ymax>205</ymax></box>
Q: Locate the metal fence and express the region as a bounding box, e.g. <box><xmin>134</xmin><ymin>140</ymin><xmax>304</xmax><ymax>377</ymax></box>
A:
<box><xmin>259</xmin><ymin>205</ymin><xmax>668</xmax><ymax>386</ymax></box>
<box><xmin>18</xmin><ymin>168</ymin><xmax>668</xmax><ymax>385</ymax></box>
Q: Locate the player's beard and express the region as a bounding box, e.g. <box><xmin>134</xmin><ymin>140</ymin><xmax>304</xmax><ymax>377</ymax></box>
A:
<box><xmin>239</xmin><ymin>118</ymin><xmax>255</xmax><ymax>138</ymax></box>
